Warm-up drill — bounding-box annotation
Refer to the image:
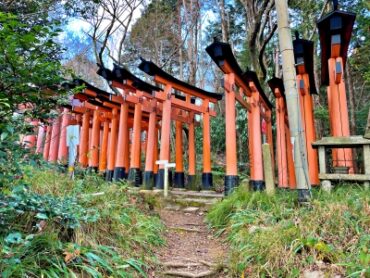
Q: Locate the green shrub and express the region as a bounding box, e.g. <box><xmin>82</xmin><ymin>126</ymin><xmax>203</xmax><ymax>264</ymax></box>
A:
<box><xmin>1</xmin><ymin>169</ymin><xmax>164</xmax><ymax>277</ymax></box>
<box><xmin>207</xmin><ymin>186</ymin><xmax>370</xmax><ymax>277</ymax></box>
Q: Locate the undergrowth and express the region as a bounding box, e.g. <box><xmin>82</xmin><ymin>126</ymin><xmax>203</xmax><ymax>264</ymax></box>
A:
<box><xmin>0</xmin><ymin>167</ymin><xmax>164</xmax><ymax>277</ymax></box>
<box><xmin>207</xmin><ymin>185</ymin><xmax>369</xmax><ymax>277</ymax></box>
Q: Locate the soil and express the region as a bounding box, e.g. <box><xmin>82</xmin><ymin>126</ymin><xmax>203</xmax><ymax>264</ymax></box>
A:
<box><xmin>148</xmin><ymin>208</ymin><xmax>230</xmax><ymax>278</ymax></box>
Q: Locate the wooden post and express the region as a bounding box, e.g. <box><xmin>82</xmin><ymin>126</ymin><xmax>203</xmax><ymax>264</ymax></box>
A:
<box><xmin>224</xmin><ymin>73</ymin><xmax>239</xmax><ymax>195</ymax></box>
<box><xmin>285</xmin><ymin>121</ymin><xmax>297</xmax><ymax>189</ymax></box>
<box><xmin>88</xmin><ymin>110</ymin><xmax>100</xmax><ymax>171</ymax></box>
<box><xmin>22</xmin><ymin>120</ymin><xmax>38</xmax><ymax>149</ymax></box>
<box><xmin>153</xmin><ymin>126</ymin><xmax>159</xmax><ymax>185</ymax></box>
<box><xmin>43</xmin><ymin>125</ymin><xmax>52</xmax><ymax>161</ymax></box>
<box><xmin>156</xmin><ymin>85</ymin><xmax>172</xmax><ymax>189</ymax></box>
<box><xmin>79</xmin><ymin>111</ymin><xmax>90</xmax><ymax>168</ymax></box>
<box><xmin>57</xmin><ymin>108</ymin><xmax>70</xmax><ymax>163</ymax></box>
<box><xmin>202</xmin><ymin>100</ymin><xmax>213</xmax><ymax>190</ymax></box>
<box><xmin>187</xmin><ymin>114</ymin><xmax>196</xmax><ymax>189</ymax></box>
<box><xmin>106</xmin><ymin>108</ymin><xmax>118</xmax><ymax>181</ymax></box>
<box><xmin>301</xmin><ymin>73</ymin><xmax>319</xmax><ymax>185</ymax></box>
<box><xmin>36</xmin><ymin>124</ymin><xmax>46</xmax><ymax>154</ymax></box>
<box><xmin>143</xmin><ymin>101</ymin><xmax>157</xmax><ymax>189</ymax></box>
<box><xmin>174</xmin><ymin>120</ymin><xmax>185</xmax><ymax>188</ymax></box>
<box><xmin>249</xmin><ymin>90</ymin><xmax>264</xmax><ymax>191</ymax></box>
<box><xmin>99</xmin><ymin>120</ymin><xmax>109</xmax><ymax>173</ymax></box>
<box><xmin>114</xmin><ymin>102</ymin><xmax>129</xmax><ymax>180</ymax></box>
<box><xmin>48</xmin><ymin>116</ymin><xmax>61</xmax><ymax>163</ymax></box>
<box><xmin>328</xmin><ymin>57</ymin><xmax>354</xmax><ymax>172</ymax></box>
<box><xmin>276</xmin><ymin>94</ymin><xmax>289</xmax><ymax>188</ymax></box>
<box><xmin>128</xmin><ymin>96</ymin><xmax>143</xmax><ymax>186</ymax></box>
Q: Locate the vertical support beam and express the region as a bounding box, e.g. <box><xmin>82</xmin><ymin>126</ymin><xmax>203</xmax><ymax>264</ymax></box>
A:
<box><xmin>48</xmin><ymin>116</ymin><xmax>61</xmax><ymax>163</ymax></box>
<box><xmin>276</xmin><ymin>96</ymin><xmax>288</xmax><ymax>188</ymax></box>
<box><xmin>174</xmin><ymin>119</ymin><xmax>185</xmax><ymax>188</ymax></box>
<box><xmin>187</xmin><ymin>113</ymin><xmax>196</xmax><ymax>189</ymax></box>
<box><xmin>302</xmin><ymin>73</ymin><xmax>319</xmax><ymax>185</ymax></box>
<box><xmin>266</xmin><ymin>109</ymin><xmax>275</xmax><ymax>183</ymax></box>
<box><xmin>36</xmin><ymin>124</ymin><xmax>46</xmax><ymax>154</ymax></box>
<box><xmin>128</xmin><ymin>95</ymin><xmax>143</xmax><ymax>186</ymax></box>
<box><xmin>328</xmin><ymin>57</ymin><xmax>353</xmax><ymax>172</ymax></box>
<box><xmin>249</xmin><ymin>90</ymin><xmax>264</xmax><ymax>191</ymax></box>
<box><xmin>79</xmin><ymin>111</ymin><xmax>90</xmax><ymax>167</ymax></box>
<box><xmin>99</xmin><ymin>120</ymin><xmax>109</xmax><ymax>174</ymax></box>
<box><xmin>114</xmin><ymin>102</ymin><xmax>129</xmax><ymax>180</ymax></box>
<box><xmin>153</xmin><ymin>126</ymin><xmax>159</xmax><ymax>185</ymax></box>
<box><xmin>88</xmin><ymin>110</ymin><xmax>100</xmax><ymax>171</ymax></box>
<box><xmin>202</xmin><ymin>99</ymin><xmax>213</xmax><ymax>190</ymax></box>
<box><xmin>43</xmin><ymin>125</ymin><xmax>52</xmax><ymax>161</ymax></box>
<box><xmin>57</xmin><ymin>108</ymin><xmax>70</xmax><ymax>163</ymax></box>
<box><xmin>285</xmin><ymin>121</ymin><xmax>297</xmax><ymax>189</ymax></box>
<box><xmin>23</xmin><ymin>120</ymin><xmax>38</xmax><ymax>149</ymax></box>
<box><xmin>106</xmin><ymin>108</ymin><xmax>118</xmax><ymax>181</ymax></box>
<box><xmin>156</xmin><ymin>85</ymin><xmax>172</xmax><ymax>189</ymax></box>
<box><xmin>224</xmin><ymin>73</ymin><xmax>239</xmax><ymax>195</ymax></box>
<box><xmin>143</xmin><ymin>101</ymin><xmax>157</xmax><ymax>189</ymax></box>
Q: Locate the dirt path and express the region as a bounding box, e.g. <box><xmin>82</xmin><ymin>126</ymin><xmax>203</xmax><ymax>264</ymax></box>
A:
<box><xmin>148</xmin><ymin>207</ymin><xmax>229</xmax><ymax>278</ymax></box>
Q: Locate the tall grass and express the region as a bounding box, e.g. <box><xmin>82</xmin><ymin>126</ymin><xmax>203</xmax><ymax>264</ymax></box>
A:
<box><xmin>1</xmin><ymin>168</ymin><xmax>164</xmax><ymax>277</ymax></box>
<box><xmin>207</xmin><ymin>185</ymin><xmax>370</xmax><ymax>277</ymax></box>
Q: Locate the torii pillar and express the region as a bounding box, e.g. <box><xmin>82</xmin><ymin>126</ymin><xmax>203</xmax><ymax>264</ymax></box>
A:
<box><xmin>174</xmin><ymin>119</ymin><xmax>185</xmax><ymax>188</ymax></box>
<box><xmin>88</xmin><ymin>110</ymin><xmax>100</xmax><ymax>172</ymax></box>
<box><xmin>79</xmin><ymin>110</ymin><xmax>90</xmax><ymax>168</ymax></box>
<box><xmin>106</xmin><ymin>108</ymin><xmax>119</xmax><ymax>181</ymax></box>
<box><xmin>143</xmin><ymin>100</ymin><xmax>157</xmax><ymax>189</ymax></box>
<box><xmin>99</xmin><ymin>119</ymin><xmax>110</xmax><ymax>173</ymax></box>
<box><xmin>202</xmin><ymin>99</ymin><xmax>213</xmax><ymax>190</ymax></box>
<box><xmin>48</xmin><ymin>116</ymin><xmax>61</xmax><ymax>163</ymax></box>
<box><xmin>317</xmin><ymin>1</ymin><xmax>355</xmax><ymax>173</ymax></box>
<box><xmin>114</xmin><ymin>102</ymin><xmax>129</xmax><ymax>180</ymax></box>
<box><xmin>57</xmin><ymin>108</ymin><xmax>70</xmax><ymax>163</ymax></box>
<box><xmin>187</xmin><ymin>112</ymin><xmax>197</xmax><ymax>189</ymax></box>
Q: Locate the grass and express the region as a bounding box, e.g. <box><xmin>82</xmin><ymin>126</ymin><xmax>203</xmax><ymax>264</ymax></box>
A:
<box><xmin>207</xmin><ymin>185</ymin><xmax>370</xmax><ymax>277</ymax></box>
<box><xmin>1</xmin><ymin>167</ymin><xmax>164</xmax><ymax>277</ymax></box>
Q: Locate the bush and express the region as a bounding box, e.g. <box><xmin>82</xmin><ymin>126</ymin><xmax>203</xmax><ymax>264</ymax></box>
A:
<box><xmin>0</xmin><ymin>169</ymin><xmax>164</xmax><ymax>277</ymax></box>
<box><xmin>207</xmin><ymin>186</ymin><xmax>370</xmax><ymax>277</ymax></box>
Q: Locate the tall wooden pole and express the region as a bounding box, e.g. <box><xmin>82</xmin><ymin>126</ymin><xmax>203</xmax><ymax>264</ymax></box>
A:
<box><xmin>275</xmin><ymin>0</ymin><xmax>311</xmax><ymax>201</ymax></box>
<box><xmin>114</xmin><ymin>102</ymin><xmax>129</xmax><ymax>180</ymax></box>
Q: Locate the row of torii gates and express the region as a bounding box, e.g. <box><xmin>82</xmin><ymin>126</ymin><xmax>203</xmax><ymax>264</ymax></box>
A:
<box><xmin>23</xmin><ymin>4</ymin><xmax>357</xmax><ymax>194</ymax></box>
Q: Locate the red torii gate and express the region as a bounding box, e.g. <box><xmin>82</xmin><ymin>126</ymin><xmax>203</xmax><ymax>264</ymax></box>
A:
<box><xmin>206</xmin><ymin>39</ymin><xmax>274</xmax><ymax>194</ymax></box>
<box><xmin>317</xmin><ymin>2</ymin><xmax>355</xmax><ymax>173</ymax></box>
<box><xmin>138</xmin><ymin>58</ymin><xmax>223</xmax><ymax>190</ymax></box>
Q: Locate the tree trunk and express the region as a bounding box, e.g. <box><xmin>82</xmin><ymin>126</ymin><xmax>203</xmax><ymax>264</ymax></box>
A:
<box><xmin>274</xmin><ymin>0</ymin><xmax>311</xmax><ymax>199</ymax></box>
<box><xmin>218</xmin><ymin>0</ymin><xmax>228</xmax><ymax>42</ymax></box>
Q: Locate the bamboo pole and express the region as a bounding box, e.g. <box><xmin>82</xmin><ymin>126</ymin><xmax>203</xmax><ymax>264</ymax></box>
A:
<box><xmin>275</xmin><ymin>0</ymin><xmax>311</xmax><ymax>202</ymax></box>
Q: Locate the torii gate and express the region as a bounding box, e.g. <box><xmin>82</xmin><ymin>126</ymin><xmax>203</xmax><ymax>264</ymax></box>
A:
<box><xmin>98</xmin><ymin>64</ymin><xmax>199</xmax><ymax>188</ymax></box>
<box><xmin>293</xmin><ymin>32</ymin><xmax>320</xmax><ymax>186</ymax></box>
<box><xmin>268</xmin><ymin>77</ymin><xmax>296</xmax><ymax>189</ymax></box>
<box><xmin>206</xmin><ymin>39</ymin><xmax>274</xmax><ymax>194</ymax></box>
<box><xmin>317</xmin><ymin>0</ymin><xmax>355</xmax><ymax>173</ymax></box>
<box><xmin>138</xmin><ymin>58</ymin><xmax>223</xmax><ymax>190</ymax></box>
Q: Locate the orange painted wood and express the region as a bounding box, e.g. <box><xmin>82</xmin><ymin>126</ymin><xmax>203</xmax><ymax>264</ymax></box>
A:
<box><xmin>79</xmin><ymin>111</ymin><xmax>90</xmax><ymax>167</ymax></box>
<box><xmin>43</xmin><ymin>125</ymin><xmax>52</xmax><ymax>160</ymax></box>
<box><xmin>158</xmin><ymin>85</ymin><xmax>172</xmax><ymax>169</ymax></box>
<box><xmin>302</xmin><ymin>73</ymin><xmax>319</xmax><ymax>185</ymax></box>
<box><xmin>145</xmin><ymin>102</ymin><xmax>157</xmax><ymax>172</ymax></box>
<box><xmin>153</xmin><ymin>127</ymin><xmax>159</xmax><ymax>174</ymax></box>
<box><xmin>48</xmin><ymin>116</ymin><xmax>61</xmax><ymax>162</ymax></box>
<box><xmin>202</xmin><ymin>103</ymin><xmax>212</xmax><ymax>173</ymax></box>
<box><xmin>276</xmin><ymin>95</ymin><xmax>288</xmax><ymax>188</ymax></box>
<box><xmin>154</xmin><ymin>76</ymin><xmax>219</xmax><ymax>104</ymax></box>
<box><xmin>188</xmin><ymin>115</ymin><xmax>196</xmax><ymax>176</ymax></box>
<box><xmin>36</xmin><ymin>124</ymin><xmax>45</xmax><ymax>154</ymax></box>
<box><xmin>266</xmin><ymin>109</ymin><xmax>275</xmax><ymax>179</ymax></box>
<box><xmin>99</xmin><ymin>120</ymin><xmax>109</xmax><ymax>172</ymax></box>
<box><xmin>249</xmin><ymin>91</ymin><xmax>263</xmax><ymax>181</ymax></box>
<box><xmin>115</xmin><ymin>102</ymin><xmax>129</xmax><ymax>168</ymax></box>
<box><xmin>175</xmin><ymin>120</ymin><xmax>184</xmax><ymax>172</ymax></box>
<box><xmin>57</xmin><ymin>109</ymin><xmax>70</xmax><ymax>162</ymax></box>
<box><xmin>130</xmin><ymin>100</ymin><xmax>143</xmax><ymax>169</ymax></box>
<box><xmin>107</xmin><ymin>108</ymin><xmax>119</xmax><ymax>171</ymax></box>
<box><xmin>89</xmin><ymin>110</ymin><xmax>101</xmax><ymax>168</ymax></box>
<box><xmin>225</xmin><ymin>73</ymin><xmax>238</xmax><ymax>176</ymax></box>
<box><xmin>328</xmin><ymin>57</ymin><xmax>354</xmax><ymax>172</ymax></box>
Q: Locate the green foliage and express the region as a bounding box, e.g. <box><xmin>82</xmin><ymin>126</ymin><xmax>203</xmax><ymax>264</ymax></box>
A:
<box><xmin>207</xmin><ymin>186</ymin><xmax>370</xmax><ymax>277</ymax></box>
<box><xmin>1</xmin><ymin>169</ymin><xmax>164</xmax><ymax>277</ymax></box>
